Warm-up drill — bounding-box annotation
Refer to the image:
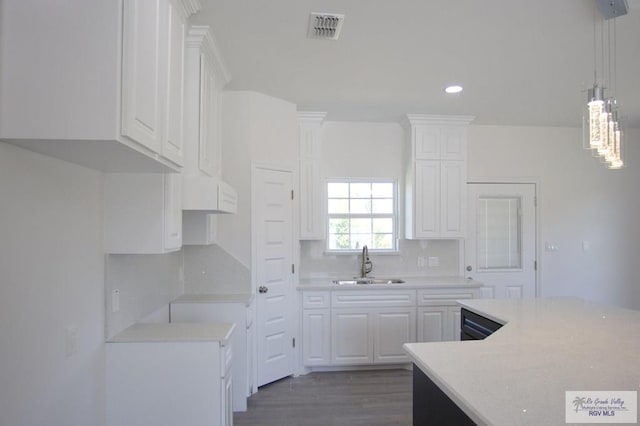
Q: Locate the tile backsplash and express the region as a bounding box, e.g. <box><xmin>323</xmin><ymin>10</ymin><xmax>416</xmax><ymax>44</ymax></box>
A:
<box><xmin>300</xmin><ymin>239</ymin><xmax>461</xmax><ymax>279</ymax></box>
<box><xmin>105</xmin><ymin>251</ymin><xmax>184</xmax><ymax>339</ymax></box>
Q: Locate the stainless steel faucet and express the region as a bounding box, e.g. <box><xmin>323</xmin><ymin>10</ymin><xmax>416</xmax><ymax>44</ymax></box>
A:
<box><xmin>361</xmin><ymin>245</ymin><xmax>373</xmax><ymax>278</ymax></box>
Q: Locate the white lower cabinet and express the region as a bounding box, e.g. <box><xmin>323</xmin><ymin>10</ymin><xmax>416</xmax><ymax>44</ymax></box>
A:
<box><xmin>170</xmin><ymin>297</ymin><xmax>255</xmax><ymax>412</ymax></box>
<box><xmin>331</xmin><ymin>309</ymin><xmax>373</xmax><ymax>365</ymax></box>
<box><xmin>373</xmin><ymin>308</ymin><xmax>416</xmax><ymax>363</ymax></box>
<box><xmin>301</xmin><ymin>286</ymin><xmax>478</xmax><ymax>368</ymax></box>
<box><xmin>302</xmin><ymin>309</ymin><xmax>331</xmax><ymax>365</ymax></box>
<box><xmin>106</xmin><ymin>325</ymin><xmax>233</xmax><ymax>426</ymax></box>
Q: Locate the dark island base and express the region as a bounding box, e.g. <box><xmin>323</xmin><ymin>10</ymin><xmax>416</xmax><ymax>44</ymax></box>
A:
<box><xmin>413</xmin><ymin>364</ymin><xmax>476</xmax><ymax>425</ymax></box>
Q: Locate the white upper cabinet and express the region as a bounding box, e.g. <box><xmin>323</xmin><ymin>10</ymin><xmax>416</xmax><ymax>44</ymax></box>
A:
<box><xmin>298</xmin><ymin>112</ymin><xmax>326</xmax><ymax>240</ymax></box>
<box><xmin>0</xmin><ymin>0</ymin><xmax>199</xmax><ymax>172</ymax></box>
<box><xmin>405</xmin><ymin>115</ymin><xmax>473</xmax><ymax>239</ymax></box>
<box><xmin>181</xmin><ymin>25</ymin><xmax>237</xmax><ymax>216</ymax></box>
<box><xmin>104</xmin><ymin>173</ymin><xmax>182</xmax><ymax>254</ymax></box>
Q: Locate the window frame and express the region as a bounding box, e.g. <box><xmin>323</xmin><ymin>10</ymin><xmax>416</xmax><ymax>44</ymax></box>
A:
<box><xmin>325</xmin><ymin>178</ymin><xmax>399</xmax><ymax>254</ymax></box>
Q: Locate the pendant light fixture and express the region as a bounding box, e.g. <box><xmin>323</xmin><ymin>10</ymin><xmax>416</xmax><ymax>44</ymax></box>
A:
<box><xmin>584</xmin><ymin>0</ymin><xmax>627</xmax><ymax>169</ymax></box>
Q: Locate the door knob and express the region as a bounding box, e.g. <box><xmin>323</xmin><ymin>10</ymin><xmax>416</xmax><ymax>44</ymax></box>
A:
<box><xmin>258</xmin><ymin>286</ymin><xmax>268</xmax><ymax>294</ymax></box>
<box><xmin>466</xmin><ymin>265</ymin><xmax>472</xmax><ymax>272</ymax></box>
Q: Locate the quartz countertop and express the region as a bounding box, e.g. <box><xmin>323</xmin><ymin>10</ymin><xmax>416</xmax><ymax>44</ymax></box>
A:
<box><xmin>404</xmin><ymin>297</ymin><xmax>640</xmax><ymax>426</ymax></box>
<box><xmin>172</xmin><ymin>293</ymin><xmax>254</xmax><ymax>304</ymax></box>
<box><xmin>298</xmin><ymin>276</ymin><xmax>482</xmax><ymax>291</ymax></box>
<box><xmin>107</xmin><ymin>322</ymin><xmax>235</xmax><ymax>344</ymax></box>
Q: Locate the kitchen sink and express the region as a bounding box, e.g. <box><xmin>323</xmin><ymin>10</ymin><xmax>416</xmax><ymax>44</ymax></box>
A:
<box><xmin>332</xmin><ymin>278</ymin><xmax>406</xmax><ymax>285</ymax></box>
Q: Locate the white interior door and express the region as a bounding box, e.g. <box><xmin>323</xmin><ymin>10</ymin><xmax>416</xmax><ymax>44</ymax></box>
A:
<box><xmin>465</xmin><ymin>183</ymin><xmax>537</xmax><ymax>299</ymax></box>
<box><xmin>253</xmin><ymin>166</ymin><xmax>294</xmax><ymax>387</ymax></box>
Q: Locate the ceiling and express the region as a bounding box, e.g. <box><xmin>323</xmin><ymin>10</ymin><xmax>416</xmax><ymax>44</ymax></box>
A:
<box><xmin>195</xmin><ymin>1</ymin><xmax>640</xmax><ymax>127</ymax></box>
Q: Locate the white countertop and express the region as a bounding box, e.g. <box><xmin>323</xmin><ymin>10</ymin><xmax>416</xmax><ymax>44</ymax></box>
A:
<box><xmin>172</xmin><ymin>293</ymin><xmax>254</xmax><ymax>304</ymax></box>
<box><xmin>404</xmin><ymin>297</ymin><xmax>640</xmax><ymax>426</ymax></box>
<box><xmin>107</xmin><ymin>322</ymin><xmax>235</xmax><ymax>344</ymax></box>
<box><xmin>298</xmin><ymin>276</ymin><xmax>482</xmax><ymax>291</ymax></box>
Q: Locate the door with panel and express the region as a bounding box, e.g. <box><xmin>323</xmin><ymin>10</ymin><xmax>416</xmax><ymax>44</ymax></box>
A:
<box><xmin>253</xmin><ymin>166</ymin><xmax>294</xmax><ymax>387</ymax></box>
<box><xmin>465</xmin><ymin>183</ymin><xmax>537</xmax><ymax>298</ymax></box>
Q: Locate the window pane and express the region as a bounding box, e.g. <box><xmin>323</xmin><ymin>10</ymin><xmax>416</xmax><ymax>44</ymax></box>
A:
<box><xmin>328</xmin><ymin>199</ymin><xmax>349</xmax><ymax>214</ymax></box>
<box><xmin>329</xmin><ymin>234</ymin><xmax>350</xmax><ymax>250</ymax></box>
<box><xmin>477</xmin><ymin>197</ymin><xmax>522</xmax><ymax>269</ymax></box>
<box><xmin>351</xmin><ymin>218</ymin><xmax>371</xmax><ymax>234</ymax></box>
<box><xmin>351</xmin><ymin>234</ymin><xmax>372</xmax><ymax>249</ymax></box>
<box><xmin>373</xmin><ymin>234</ymin><xmax>393</xmax><ymax>249</ymax></box>
<box><xmin>372</xmin><ymin>199</ymin><xmax>393</xmax><ymax>214</ymax></box>
<box><xmin>328</xmin><ymin>182</ymin><xmax>348</xmax><ymax>198</ymax></box>
<box><xmin>350</xmin><ymin>199</ymin><xmax>371</xmax><ymax>214</ymax></box>
<box><xmin>372</xmin><ymin>218</ymin><xmax>393</xmax><ymax>233</ymax></box>
<box><xmin>372</xmin><ymin>183</ymin><xmax>393</xmax><ymax>198</ymax></box>
<box><xmin>350</xmin><ymin>183</ymin><xmax>371</xmax><ymax>198</ymax></box>
<box><xmin>329</xmin><ymin>218</ymin><xmax>349</xmax><ymax>234</ymax></box>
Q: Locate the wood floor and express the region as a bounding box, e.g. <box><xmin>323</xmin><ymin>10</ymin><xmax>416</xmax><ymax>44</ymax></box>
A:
<box><xmin>234</xmin><ymin>369</ymin><xmax>412</xmax><ymax>426</ymax></box>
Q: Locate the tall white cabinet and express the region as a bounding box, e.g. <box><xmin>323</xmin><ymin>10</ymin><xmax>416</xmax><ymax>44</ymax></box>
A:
<box><xmin>0</xmin><ymin>0</ymin><xmax>199</xmax><ymax>172</ymax></box>
<box><xmin>404</xmin><ymin>115</ymin><xmax>474</xmax><ymax>239</ymax></box>
<box><xmin>298</xmin><ymin>112</ymin><xmax>327</xmax><ymax>240</ymax></box>
<box><xmin>181</xmin><ymin>26</ymin><xmax>238</xmax><ymax>244</ymax></box>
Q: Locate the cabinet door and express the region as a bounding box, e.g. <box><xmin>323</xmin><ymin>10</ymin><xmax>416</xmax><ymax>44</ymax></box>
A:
<box><xmin>163</xmin><ymin>173</ymin><xmax>182</xmax><ymax>251</ymax></box>
<box><xmin>417</xmin><ymin>307</ymin><xmax>447</xmax><ymax>343</ymax></box>
<box><xmin>121</xmin><ymin>0</ymin><xmax>165</xmax><ymax>153</ymax></box>
<box><xmin>448</xmin><ymin>307</ymin><xmax>462</xmax><ymax>342</ymax></box>
<box><xmin>162</xmin><ymin>0</ymin><xmax>186</xmax><ymax>165</ymax></box>
<box><xmin>221</xmin><ymin>372</ymin><xmax>233</xmax><ymax>426</ymax></box>
<box><xmin>440</xmin><ymin>126</ymin><xmax>466</xmax><ymax>161</ymax></box>
<box><xmin>299</xmin><ymin>158</ymin><xmax>324</xmax><ymax>239</ymax></box>
<box><xmin>198</xmin><ymin>56</ymin><xmax>217</xmax><ymax>176</ymax></box>
<box><xmin>440</xmin><ymin>160</ymin><xmax>466</xmax><ymax>238</ymax></box>
<box><xmin>414</xmin><ymin>125</ymin><xmax>441</xmax><ymax>160</ymax></box>
<box><xmin>302</xmin><ymin>309</ymin><xmax>331</xmax><ymax>366</ymax></box>
<box><xmin>414</xmin><ymin>160</ymin><xmax>440</xmax><ymax>238</ymax></box>
<box><xmin>373</xmin><ymin>308</ymin><xmax>416</xmax><ymax>364</ymax></box>
<box><xmin>331</xmin><ymin>310</ymin><xmax>372</xmax><ymax>364</ymax></box>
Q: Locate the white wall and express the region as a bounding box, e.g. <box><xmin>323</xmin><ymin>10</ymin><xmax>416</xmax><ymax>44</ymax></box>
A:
<box><xmin>468</xmin><ymin>126</ymin><xmax>640</xmax><ymax>309</ymax></box>
<box><xmin>300</xmin><ymin>121</ymin><xmax>461</xmax><ymax>278</ymax></box>
<box><xmin>0</xmin><ymin>143</ymin><xmax>105</xmax><ymax>426</ymax></box>
<box><xmin>183</xmin><ymin>91</ymin><xmax>298</xmax><ymax>294</ymax></box>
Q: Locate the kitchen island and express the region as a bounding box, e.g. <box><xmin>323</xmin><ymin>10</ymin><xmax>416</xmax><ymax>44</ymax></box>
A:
<box><xmin>404</xmin><ymin>297</ymin><xmax>640</xmax><ymax>425</ymax></box>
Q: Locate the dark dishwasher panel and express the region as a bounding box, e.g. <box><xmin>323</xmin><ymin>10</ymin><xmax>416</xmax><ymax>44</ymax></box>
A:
<box><xmin>461</xmin><ymin>308</ymin><xmax>503</xmax><ymax>340</ymax></box>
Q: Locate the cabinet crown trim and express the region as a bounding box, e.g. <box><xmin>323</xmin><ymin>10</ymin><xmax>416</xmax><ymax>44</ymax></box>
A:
<box><xmin>186</xmin><ymin>25</ymin><xmax>231</xmax><ymax>85</ymax></box>
<box><xmin>297</xmin><ymin>111</ymin><xmax>327</xmax><ymax>124</ymax></box>
<box><xmin>404</xmin><ymin>114</ymin><xmax>475</xmax><ymax>127</ymax></box>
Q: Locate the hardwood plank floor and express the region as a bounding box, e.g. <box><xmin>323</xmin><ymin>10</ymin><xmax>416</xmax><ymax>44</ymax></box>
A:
<box><xmin>234</xmin><ymin>369</ymin><xmax>412</xmax><ymax>426</ymax></box>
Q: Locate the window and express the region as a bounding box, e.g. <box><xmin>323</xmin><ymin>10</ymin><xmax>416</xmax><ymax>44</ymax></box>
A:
<box><xmin>327</xmin><ymin>180</ymin><xmax>397</xmax><ymax>252</ymax></box>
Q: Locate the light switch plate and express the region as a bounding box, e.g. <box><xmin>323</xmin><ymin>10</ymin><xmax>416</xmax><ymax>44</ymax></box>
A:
<box><xmin>428</xmin><ymin>256</ymin><xmax>440</xmax><ymax>267</ymax></box>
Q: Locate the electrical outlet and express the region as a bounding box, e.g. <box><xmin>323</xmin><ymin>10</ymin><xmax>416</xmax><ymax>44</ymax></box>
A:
<box><xmin>417</xmin><ymin>256</ymin><xmax>425</xmax><ymax>268</ymax></box>
<box><xmin>112</xmin><ymin>289</ymin><xmax>120</xmax><ymax>313</ymax></box>
<box><xmin>66</xmin><ymin>325</ymin><xmax>78</xmax><ymax>357</ymax></box>
<box><xmin>428</xmin><ymin>256</ymin><xmax>440</xmax><ymax>267</ymax></box>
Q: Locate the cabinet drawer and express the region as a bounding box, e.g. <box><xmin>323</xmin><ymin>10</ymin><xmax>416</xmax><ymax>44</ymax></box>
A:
<box><xmin>417</xmin><ymin>288</ymin><xmax>478</xmax><ymax>307</ymax></box>
<box><xmin>332</xmin><ymin>290</ymin><xmax>416</xmax><ymax>308</ymax></box>
<box><xmin>221</xmin><ymin>343</ymin><xmax>232</xmax><ymax>376</ymax></box>
<box><xmin>303</xmin><ymin>291</ymin><xmax>330</xmax><ymax>309</ymax></box>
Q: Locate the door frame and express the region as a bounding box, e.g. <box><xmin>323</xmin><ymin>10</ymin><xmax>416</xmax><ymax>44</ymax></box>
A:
<box><xmin>251</xmin><ymin>161</ymin><xmax>299</xmax><ymax>387</ymax></box>
<box><xmin>466</xmin><ymin>178</ymin><xmax>541</xmax><ymax>297</ymax></box>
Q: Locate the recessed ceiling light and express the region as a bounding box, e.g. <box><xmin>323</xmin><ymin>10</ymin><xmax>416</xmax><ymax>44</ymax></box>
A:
<box><xmin>445</xmin><ymin>85</ymin><xmax>463</xmax><ymax>94</ymax></box>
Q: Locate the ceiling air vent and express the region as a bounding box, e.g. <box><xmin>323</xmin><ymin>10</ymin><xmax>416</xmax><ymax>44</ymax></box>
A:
<box><xmin>307</xmin><ymin>13</ymin><xmax>344</xmax><ymax>40</ymax></box>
